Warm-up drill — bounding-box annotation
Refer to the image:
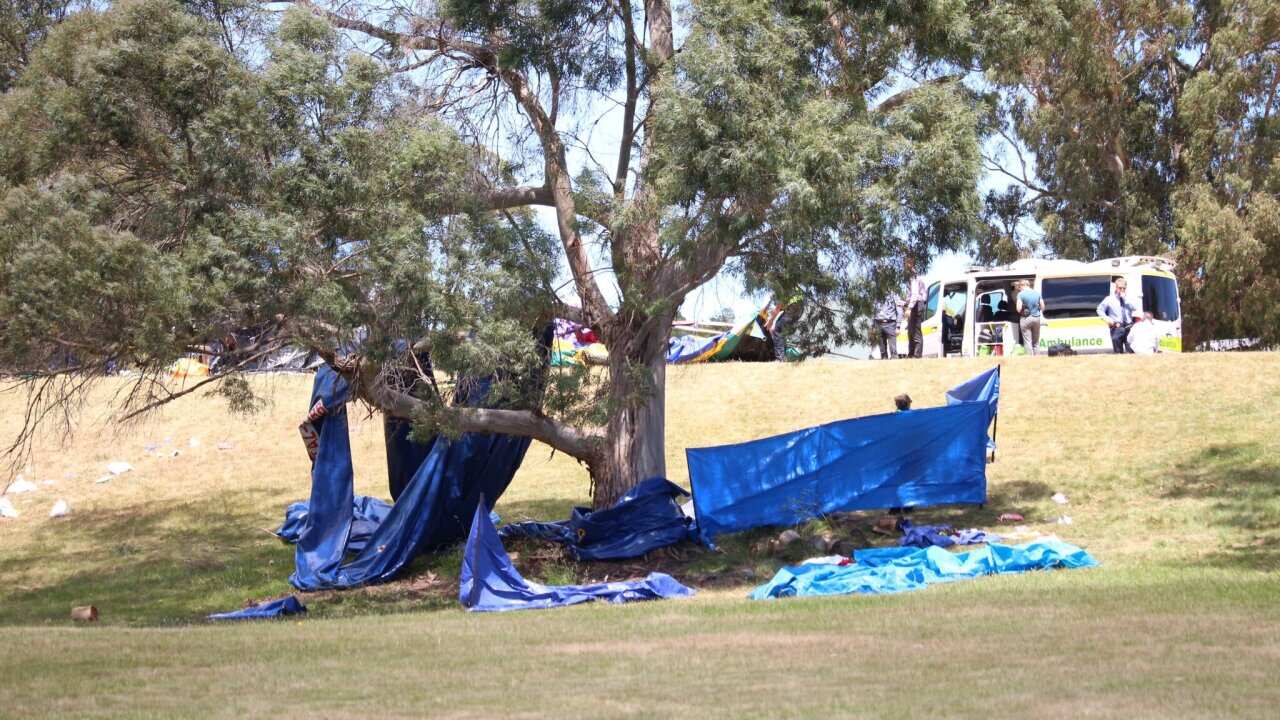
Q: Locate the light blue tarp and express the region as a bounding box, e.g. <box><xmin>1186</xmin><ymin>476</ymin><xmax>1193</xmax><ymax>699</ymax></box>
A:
<box><xmin>286</xmin><ymin>366</ymin><xmax>530</xmax><ymax>591</ymax></box>
<box><xmin>688</xmin><ymin>368</ymin><xmax>1000</xmax><ymax>543</ymax></box>
<box><xmin>461</xmin><ymin>501</ymin><xmax>696</xmax><ymax>612</ymax></box>
<box><xmin>750</xmin><ymin>537</ymin><xmax>1097</xmax><ymax>600</ymax></box>
<box><xmin>208</xmin><ymin>596</ymin><xmax>307</xmax><ymax>620</ymax></box>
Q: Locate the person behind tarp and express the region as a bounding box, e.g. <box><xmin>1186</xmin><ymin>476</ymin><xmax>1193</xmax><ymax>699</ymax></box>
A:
<box><xmin>1097</xmin><ymin>276</ymin><xmax>1139</xmax><ymax>353</ymax></box>
<box><xmin>889</xmin><ymin>394</ymin><xmax>913</xmax><ymax>516</ymax></box>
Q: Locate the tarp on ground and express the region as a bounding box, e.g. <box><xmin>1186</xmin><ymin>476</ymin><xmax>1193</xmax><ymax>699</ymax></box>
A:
<box><xmin>750</xmin><ymin>537</ymin><xmax>1097</xmax><ymax>600</ymax></box>
<box><xmin>497</xmin><ymin>477</ymin><xmax>694</xmax><ymax>560</ymax></box>
<box><xmin>208</xmin><ymin>596</ymin><xmax>307</xmax><ymax>620</ymax></box>
<box><xmin>460</xmin><ymin>501</ymin><xmax>696</xmax><ymax>612</ymax></box>
<box><xmin>284</xmin><ymin>366</ymin><xmax>531</xmax><ymax>591</ymax></box>
<box><xmin>687</xmin><ymin>368</ymin><xmax>1000</xmax><ymax>543</ymax></box>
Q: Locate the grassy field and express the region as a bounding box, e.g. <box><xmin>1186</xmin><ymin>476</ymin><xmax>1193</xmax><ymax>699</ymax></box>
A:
<box><xmin>1</xmin><ymin>353</ymin><xmax>1279</xmax><ymax>718</ymax></box>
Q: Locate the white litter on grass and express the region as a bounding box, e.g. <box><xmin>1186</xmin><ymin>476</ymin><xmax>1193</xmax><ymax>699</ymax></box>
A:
<box><xmin>49</xmin><ymin>499</ymin><xmax>69</xmax><ymax>518</ymax></box>
<box><xmin>6</xmin><ymin>477</ymin><xmax>38</xmax><ymax>494</ymax></box>
<box><xmin>216</xmin><ymin>441</ymin><xmax>234</xmax><ymax>451</ymax></box>
<box><xmin>106</xmin><ymin>461</ymin><xmax>133</xmax><ymax>475</ymax></box>
<box><xmin>801</xmin><ymin>555</ymin><xmax>847</xmax><ymax>566</ymax></box>
<box><xmin>1057</xmin><ymin>515</ymin><xmax>1073</xmax><ymax>525</ymax></box>
<box><xmin>0</xmin><ymin>497</ymin><xmax>18</xmax><ymax>519</ymax></box>
<box><xmin>188</xmin><ymin>437</ymin><xmax>201</xmax><ymax>448</ymax></box>
<box><xmin>1051</xmin><ymin>492</ymin><xmax>1069</xmax><ymax>505</ymax></box>
<box><xmin>163</xmin><ymin>449</ymin><xmax>181</xmax><ymax>458</ymax></box>
<box><xmin>94</xmin><ymin>475</ymin><xmax>112</xmax><ymax>484</ymax></box>
<box><xmin>42</xmin><ymin>479</ymin><xmax>55</xmax><ymax>486</ymax></box>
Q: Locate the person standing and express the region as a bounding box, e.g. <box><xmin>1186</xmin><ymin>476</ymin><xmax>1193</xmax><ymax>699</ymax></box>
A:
<box><xmin>873</xmin><ymin>290</ymin><xmax>902</xmax><ymax>360</ymax></box>
<box><xmin>1015</xmin><ymin>280</ymin><xmax>1044</xmax><ymax>355</ymax></box>
<box><xmin>904</xmin><ymin>260</ymin><xmax>927</xmax><ymax>358</ymax></box>
<box><xmin>1096</xmin><ymin>277</ymin><xmax>1138</xmax><ymax>353</ymax></box>
<box><xmin>759</xmin><ymin>295</ymin><xmax>801</xmax><ymax>362</ymax></box>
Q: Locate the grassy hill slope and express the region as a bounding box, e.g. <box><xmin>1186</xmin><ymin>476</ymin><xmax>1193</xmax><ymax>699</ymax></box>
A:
<box><xmin>1</xmin><ymin>353</ymin><xmax>1278</xmax><ymax>718</ymax></box>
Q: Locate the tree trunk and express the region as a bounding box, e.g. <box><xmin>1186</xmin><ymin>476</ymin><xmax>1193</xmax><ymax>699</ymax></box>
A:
<box><xmin>591</xmin><ymin>324</ymin><xmax>669</xmax><ymax>509</ymax></box>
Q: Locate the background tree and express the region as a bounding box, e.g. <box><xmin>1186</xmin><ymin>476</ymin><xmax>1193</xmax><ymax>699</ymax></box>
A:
<box><xmin>977</xmin><ymin>0</ymin><xmax>1280</xmax><ymax>346</ymax></box>
<box><xmin>709</xmin><ymin>307</ymin><xmax>735</xmax><ymax>324</ymax></box>
<box><xmin>0</xmin><ymin>0</ymin><xmax>985</xmax><ymax>506</ymax></box>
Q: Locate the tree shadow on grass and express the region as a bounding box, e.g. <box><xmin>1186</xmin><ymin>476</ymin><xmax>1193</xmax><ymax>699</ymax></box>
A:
<box><xmin>0</xmin><ymin>487</ymin><xmax>295</xmax><ymax>626</ymax></box>
<box><xmin>1157</xmin><ymin>443</ymin><xmax>1280</xmax><ymax>571</ymax></box>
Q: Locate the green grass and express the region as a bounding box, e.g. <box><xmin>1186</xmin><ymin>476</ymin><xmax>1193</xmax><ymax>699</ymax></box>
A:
<box><xmin>1</xmin><ymin>353</ymin><xmax>1279</xmax><ymax>718</ymax></box>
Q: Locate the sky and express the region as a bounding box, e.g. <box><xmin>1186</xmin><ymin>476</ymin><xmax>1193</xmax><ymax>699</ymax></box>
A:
<box><xmin>517</xmin><ymin>15</ymin><xmax>1037</xmax><ymax>328</ymax></box>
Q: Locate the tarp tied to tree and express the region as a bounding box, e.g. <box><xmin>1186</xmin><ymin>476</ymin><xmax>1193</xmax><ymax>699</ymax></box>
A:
<box><xmin>0</xmin><ymin>0</ymin><xmax>985</xmax><ymax>506</ymax></box>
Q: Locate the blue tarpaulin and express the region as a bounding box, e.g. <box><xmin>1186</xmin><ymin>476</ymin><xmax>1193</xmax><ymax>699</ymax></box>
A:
<box><xmin>460</xmin><ymin>501</ymin><xmax>696</xmax><ymax>612</ymax></box>
<box><xmin>284</xmin><ymin>366</ymin><xmax>531</xmax><ymax>591</ymax></box>
<box><xmin>688</xmin><ymin>368</ymin><xmax>1001</xmax><ymax>543</ymax></box>
<box><xmin>897</xmin><ymin>520</ymin><xmax>999</xmax><ymax>548</ymax></box>
<box><xmin>750</xmin><ymin>537</ymin><xmax>1097</xmax><ymax>600</ymax></box>
<box><xmin>208</xmin><ymin>595</ymin><xmax>307</xmax><ymax>620</ymax></box>
<box><xmin>497</xmin><ymin>477</ymin><xmax>694</xmax><ymax>560</ymax></box>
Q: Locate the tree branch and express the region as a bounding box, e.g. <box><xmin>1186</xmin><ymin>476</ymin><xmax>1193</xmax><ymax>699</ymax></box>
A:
<box><xmin>357</xmin><ymin>370</ymin><xmax>603</xmax><ymax>461</ymax></box>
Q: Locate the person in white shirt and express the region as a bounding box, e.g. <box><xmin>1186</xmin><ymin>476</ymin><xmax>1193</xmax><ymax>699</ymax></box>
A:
<box><xmin>1096</xmin><ymin>277</ymin><xmax>1139</xmax><ymax>353</ymax></box>
<box><xmin>1128</xmin><ymin>311</ymin><xmax>1160</xmax><ymax>354</ymax></box>
<box><xmin>904</xmin><ymin>258</ymin><xmax>927</xmax><ymax>358</ymax></box>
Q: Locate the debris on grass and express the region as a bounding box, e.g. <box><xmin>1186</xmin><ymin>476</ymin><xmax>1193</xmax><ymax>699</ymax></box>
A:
<box><xmin>188</xmin><ymin>437</ymin><xmax>201</xmax><ymax>449</ymax></box>
<box><xmin>1052</xmin><ymin>492</ymin><xmax>1069</xmax><ymax>505</ymax></box>
<box><xmin>94</xmin><ymin>475</ymin><xmax>111</xmax><ymax>484</ymax></box>
<box><xmin>997</xmin><ymin>513</ymin><xmax>1024</xmax><ymax>523</ymax></box>
<box><xmin>6</xmin><ymin>477</ymin><xmax>38</xmax><ymax>494</ymax></box>
<box><xmin>216</xmin><ymin>441</ymin><xmax>234</xmax><ymax>451</ymax></box>
<box><xmin>0</xmin><ymin>497</ymin><xmax>18</xmax><ymax>519</ymax></box>
<box><xmin>70</xmin><ymin>605</ymin><xmax>99</xmax><ymax>622</ymax></box>
<box><xmin>1057</xmin><ymin>515</ymin><xmax>1073</xmax><ymax>525</ymax></box>
<box><xmin>49</xmin><ymin>499</ymin><xmax>70</xmax><ymax>518</ymax></box>
<box><xmin>777</xmin><ymin>529</ymin><xmax>801</xmax><ymax>547</ymax></box>
<box><xmin>106</xmin><ymin>461</ymin><xmax>133</xmax><ymax>475</ymax></box>
<box><xmin>872</xmin><ymin>515</ymin><xmax>900</xmax><ymax>535</ymax></box>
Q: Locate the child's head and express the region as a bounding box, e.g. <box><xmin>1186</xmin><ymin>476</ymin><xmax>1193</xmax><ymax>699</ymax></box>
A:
<box><xmin>894</xmin><ymin>393</ymin><xmax>912</xmax><ymax>412</ymax></box>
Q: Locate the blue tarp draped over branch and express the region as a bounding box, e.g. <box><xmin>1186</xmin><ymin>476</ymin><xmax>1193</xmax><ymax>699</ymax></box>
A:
<box><xmin>497</xmin><ymin>477</ymin><xmax>694</xmax><ymax>560</ymax></box>
<box><xmin>283</xmin><ymin>366</ymin><xmax>531</xmax><ymax>591</ymax></box>
<box><xmin>687</xmin><ymin>368</ymin><xmax>1000</xmax><ymax>543</ymax></box>
<box><xmin>461</xmin><ymin>501</ymin><xmax>696</xmax><ymax>612</ymax></box>
<box><xmin>749</xmin><ymin>538</ymin><xmax>1098</xmax><ymax>599</ymax></box>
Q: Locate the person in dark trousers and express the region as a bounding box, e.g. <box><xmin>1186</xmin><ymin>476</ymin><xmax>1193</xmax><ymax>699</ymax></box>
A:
<box><xmin>873</xmin><ymin>290</ymin><xmax>902</xmax><ymax>360</ymax></box>
<box><xmin>760</xmin><ymin>295</ymin><xmax>801</xmax><ymax>362</ymax></box>
<box><xmin>1096</xmin><ymin>277</ymin><xmax>1139</xmax><ymax>353</ymax></box>
<box><xmin>904</xmin><ymin>260</ymin><xmax>927</xmax><ymax>358</ymax></box>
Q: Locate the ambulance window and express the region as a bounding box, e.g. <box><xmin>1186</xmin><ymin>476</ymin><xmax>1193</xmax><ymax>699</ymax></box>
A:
<box><xmin>1042</xmin><ymin>276</ymin><xmax>1111</xmax><ymax>319</ymax></box>
<box><xmin>925</xmin><ymin>282</ymin><xmax>940</xmax><ymax>317</ymax></box>
<box><xmin>1141</xmin><ymin>275</ymin><xmax>1180</xmax><ymax>321</ymax></box>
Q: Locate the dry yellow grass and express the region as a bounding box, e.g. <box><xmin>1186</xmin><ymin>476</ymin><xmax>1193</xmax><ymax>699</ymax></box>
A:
<box><xmin>2</xmin><ymin>352</ymin><xmax>1278</xmax><ymax>618</ymax></box>
<box><xmin>1</xmin><ymin>353</ymin><xmax>1279</xmax><ymax>718</ymax></box>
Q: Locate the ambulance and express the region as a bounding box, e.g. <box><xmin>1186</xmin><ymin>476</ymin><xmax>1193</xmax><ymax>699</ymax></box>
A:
<box><xmin>896</xmin><ymin>256</ymin><xmax>1182</xmax><ymax>357</ymax></box>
